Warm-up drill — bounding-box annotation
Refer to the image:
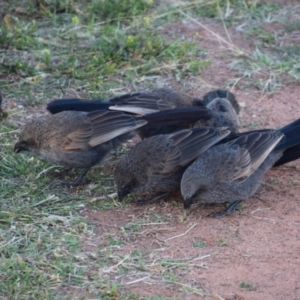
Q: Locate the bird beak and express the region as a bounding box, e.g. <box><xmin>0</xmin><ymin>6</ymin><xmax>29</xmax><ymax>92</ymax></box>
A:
<box><xmin>183</xmin><ymin>198</ymin><xmax>193</xmax><ymax>209</ymax></box>
<box><xmin>118</xmin><ymin>189</ymin><xmax>129</xmax><ymax>202</ymax></box>
<box><xmin>14</xmin><ymin>142</ymin><xmax>27</xmax><ymax>153</ymax></box>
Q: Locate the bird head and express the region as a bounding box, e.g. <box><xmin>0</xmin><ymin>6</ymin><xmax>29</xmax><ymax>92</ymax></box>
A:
<box><xmin>114</xmin><ymin>158</ymin><xmax>139</xmax><ymax>201</ymax></box>
<box><xmin>181</xmin><ymin>171</ymin><xmax>206</xmax><ymax>209</ymax></box>
<box><xmin>117</xmin><ymin>185</ymin><xmax>132</xmax><ymax>202</ymax></box>
<box><xmin>14</xmin><ymin>141</ymin><xmax>30</xmax><ymax>153</ymax></box>
<box><xmin>14</xmin><ymin>117</ymin><xmax>46</xmax><ymax>154</ymax></box>
<box><xmin>183</xmin><ymin>195</ymin><xmax>196</xmax><ymax>209</ymax></box>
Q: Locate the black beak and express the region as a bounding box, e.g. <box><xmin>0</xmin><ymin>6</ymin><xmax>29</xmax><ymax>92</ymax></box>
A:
<box><xmin>14</xmin><ymin>142</ymin><xmax>27</xmax><ymax>153</ymax></box>
<box><xmin>183</xmin><ymin>197</ymin><xmax>193</xmax><ymax>209</ymax></box>
<box><xmin>118</xmin><ymin>189</ymin><xmax>129</xmax><ymax>202</ymax></box>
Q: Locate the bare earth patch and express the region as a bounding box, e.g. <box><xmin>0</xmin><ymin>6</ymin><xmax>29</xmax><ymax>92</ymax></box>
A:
<box><xmin>81</xmin><ymin>18</ymin><xmax>300</xmax><ymax>300</ymax></box>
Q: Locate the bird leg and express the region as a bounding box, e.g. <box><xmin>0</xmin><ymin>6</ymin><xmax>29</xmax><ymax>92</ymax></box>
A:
<box><xmin>201</xmin><ymin>203</ymin><xmax>225</xmax><ymax>208</ymax></box>
<box><xmin>62</xmin><ymin>167</ymin><xmax>91</xmax><ymax>187</ymax></box>
<box><xmin>50</xmin><ymin>166</ymin><xmax>73</xmax><ymax>178</ymax></box>
<box><xmin>206</xmin><ymin>200</ymin><xmax>242</xmax><ymax>218</ymax></box>
<box><xmin>136</xmin><ymin>193</ymin><xmax>169</xmax><ymax>205</ymax></box>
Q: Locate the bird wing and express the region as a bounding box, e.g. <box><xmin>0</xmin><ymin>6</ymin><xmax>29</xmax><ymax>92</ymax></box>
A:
<box><xmin>239</xmin><ymin>131</ymin><xmax>283</xmax><ymax>173</ymax></box>
<box><xmin>59</xmin><ymin>119</ymin><xmax>93</xmax><ymax>152</ymax></box>
<box><xmin>59</xmin><ymin>110</ymin><xmax>146</xmax><ymax>151</ymax></box>
<box><xmin>109</xmin><ymin>89</ymin><xmax>188</xmax><ymax>115</ymax></box>
<box><xmin>151</xmin><ymin>87</ymin><xmax>195</xmax><ymax>109</ymax></box>
<box><xmin>218</xmin><ymin>131</ymin><xmax>283</xmax><ymax>182</ymax></box>
<box><xmin>140</xmin><ymin>135</ymin><xmax>184</xmax><ymax>177</ymax></box>
<box><xmin>109</xmin><ymin>92</ymin><xmax>162</xmax><ymax>115</ymax></box>
<box><xmin>216</xmin><ymin>145</ymin><xmax>252</xmax><ymax>183</ymax></box>
<box><xmin>174</xmin><ymin>127</ymin><xmax>230</xmax><ymax>167</ymax></box>
<box><xmin>147</xmin><ymin>127</ymin><xmax>230</xmax><ymax>176</ymax></box>
<box><xmin>87</xmin><ymin>110</ymin><xmax>146</xmax><ymax>147</ymax></box>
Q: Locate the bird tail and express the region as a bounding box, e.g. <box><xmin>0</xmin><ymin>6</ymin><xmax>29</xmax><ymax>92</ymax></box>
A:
<box><xmin>47</xmin><ymin>99</ymin><xmax>111</xmax><ymax>114</ymax></box>
<box><xmin>202</xmin><ymin>89</ymin><xmax>240</xmax><ymax>114</ymax></box>
<box><xmin>273</xmin><ymin>118</ymin><xmax>300</xmax><ymax>166</ymax></box>
<box><xmin>140</xmin><ymin>107</ymin><xmax>211</xmax><ymax>126</ymax></box>
<box><xmin>135</xmin><ymin>107</ymin><xmax>212</xmax><ymax>138</ymax></box>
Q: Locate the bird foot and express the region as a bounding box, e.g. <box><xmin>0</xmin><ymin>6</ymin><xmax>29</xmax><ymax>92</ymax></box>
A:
<box><xmin>206</xmin><ymin>210</ymin><xmax>230</xmax><ymax>218</ymax></box>
<box><xmin>136</xmin><ymin>193</ymin><xmax>168</xmax><ymax>205</ymax></box>
<box><xmin>48</xmin><ymin>167</ymin><xmax>73</xmax><ymax>179</ymax></box>
<box><xmin>206</xmin><ymin>200</ymin><xmax>242</xmax><ymax>218</ymax></box>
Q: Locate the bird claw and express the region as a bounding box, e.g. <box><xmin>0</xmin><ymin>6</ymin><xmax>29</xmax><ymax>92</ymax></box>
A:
<box><xmin>206</xmin><ymin>200</ymin><xmax>242</xmax><ymax>218</ymax></box>
<box><xmin>61</xmin><ymin>182</ymin><xmax>74</xmax><ymax>188</ymax></box>
<box><xmin>136</xmin><ymin>193</ymin><xmax>168</xmax><ymax>205</ymax></box>
<box><xmin>48</xmin><ymin>167</ymin><xmax>73</xmax><ymax>179</ymax></box>
<box><xmin>206</xmin><ymin>210</ymin><xmax>229</xmax><ymax>218</ymax></box>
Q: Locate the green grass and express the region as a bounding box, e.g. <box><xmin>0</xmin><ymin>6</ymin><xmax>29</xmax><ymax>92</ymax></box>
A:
<box><xmin>239</xmin><ymin>281</ymin><xmax>255</xmax><ymax>291</ymax></box>
<box><xmin>226</xmin><ymin>2</ymin><xmax>300</xmax><ymax>91</ymax></box>
<box><xmin>0</xmin><ymin>0</ymin><xmax>212</xmax><ymax>103</ymax></box>
<box><xmin>1</xmin><ymin>0</ymin><xmax>300</xmax><ymax>299</ymax></box>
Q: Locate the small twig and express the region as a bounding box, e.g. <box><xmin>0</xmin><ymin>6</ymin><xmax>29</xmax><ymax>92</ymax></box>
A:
<box><xmin>31</xmin><ymin>194</ymin><xmax>57</xmax><ymax>207</ymax></box>
<box><xmin>217</xmin><ymin>2</ymin><xmax>233</xmax><ymax>45</ymax></box>
<box><xmin>208</xmin><ymin>294</ymin><xmax>227</xmax><ymax>300</ymax></box>
<box><xmin>165</xmin><ymin>223</ymin><xmax>197</xmax><ymax>241</ymax></box>
<box><xmin>102</xmin><ymin>255</ymin><xmax>130</xmax><ymax>273</ymax></box>
<box><xmin>0</xmin><ymin>236</ymin><xmax>23</xmax><ymax>250</ymax></box>
<box><xmin>124</xmin><ymin>276</ymin><xmax>151</xmax><ymax>285</ymax></box>
<box><xmin>178</xmin><ymin>10</ymin><xmax>245</xmax><ymax>55</ymax></box>
<box><xmin>139</xmin><ymin>222</ymin><xmax>169</xmax><ymax>226</ymax></box>
<box><xmin>164</xmin><ymin>280</ymin><xmax>207</xmax><ymax>296</ymax></box>
<box><xmin>191</xmin><ymin>254</ymin><xmax>211</xmax><ymax>261</ymax></box>
<box><xmin>250</xmin><ymin>207</ymin><xmax>276</xmax><ymax>222</ymax></box>
<box><xmin>251</xmin><ymin>207</ymin><xmax>272</xmax><ymax>215</ymax></box>
<box><xmin>35</xmin><ymin>165</ymin><xmax>57</xmax><ymax>180</ymax></box>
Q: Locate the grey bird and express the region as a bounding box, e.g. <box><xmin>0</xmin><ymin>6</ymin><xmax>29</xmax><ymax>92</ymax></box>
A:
<box><xmin>181</xmin><ymin>117</ymin><xmax>300</xmax><ymax>216</ymax></box>
<box><xmin>114</xmin><ymin>127</ymin><xmax>230</xmax><ymax>203</ymax></box>
<box><xmin>46</xmin><ymin>87</ymin><xmax>240</xmax><ymax>134</ymax></box>
<box><xmin>109</xmin><ymin>88</ymin><xmax>240</xmax><ymax>134</ymax></box>
<box><xmin>14</xmin><ymin>110</ymin><xmax>147</xmax><ymax>186</ymax></box>
<box><xmin>46</xmin><ymin>87</ymin><xmax>204</xmax><ymax>115</ymax></box>
<box><xmin>194</xmin><ymin>96</ymin><xmax>239</xmax><ymax>133</ymax></box>
<box><xmin>0</xmin><ymin>91</ymin><xmax>8</xmax><ymax>120</ymax></box>
<box><xmin>108</xmin><ymin>87</ymin><xmax>204</xmax><ymax>115</ymax></box>
<box><xmin>202</xmin><ymin>89</ymin><xmax>240</xmax><ymax>114</ymax></box>
<box><xmin>46</xmin><ymin>87</ymin><xmax>240</xmax><ymax>117</ymax></box>
<box><xmin>136</xmin><ymin>106</ymin><xmax>212</xmax><ymax>139</ymax></box>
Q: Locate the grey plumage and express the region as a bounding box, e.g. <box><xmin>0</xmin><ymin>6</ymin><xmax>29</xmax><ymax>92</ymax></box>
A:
<box><xmin>135</xmin><ymin>107</ymin><xmax>212</xmax><ymax>139</ymax></box>
<box><xmin>46</xmin><ymin>87</ymin><xmax>240</xmax><ymax>134</ymax></box>
<box><xmin>46</xmin><ymin>87</ymin><xmax>202</xmax><ymax>115</ymax></box>
<box><xmin>194</xmin><ymin>97</ymin><xmax>240</xmax><ymax>133</ymax></box>
<box><xmin>111</xmin><ymin>87</ymin><xmax>240</xmax><ymax>134</ymax></box>
<box><xmin>202</xmin><ymin>89</ymin><xmax>240</xmax><ymax>114</ymax></box>
<box><xmin>181</xmin><ymin>130</ymin><xmax>284</xmax><ymax>214</ymax></box>
<box><xmin>109</xmin><ymin>87</ymin><xmax>204</xmax><ymax>115</ymax></box>
<box><xmin>14</xmin><ymin>110</ymin><xmax>147</xmax><ymax>185</ymax></box>
<box><xmin>114</xmin><ymin>127</ymin><xmax>230</xmax><ymax>202</ymax></box>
